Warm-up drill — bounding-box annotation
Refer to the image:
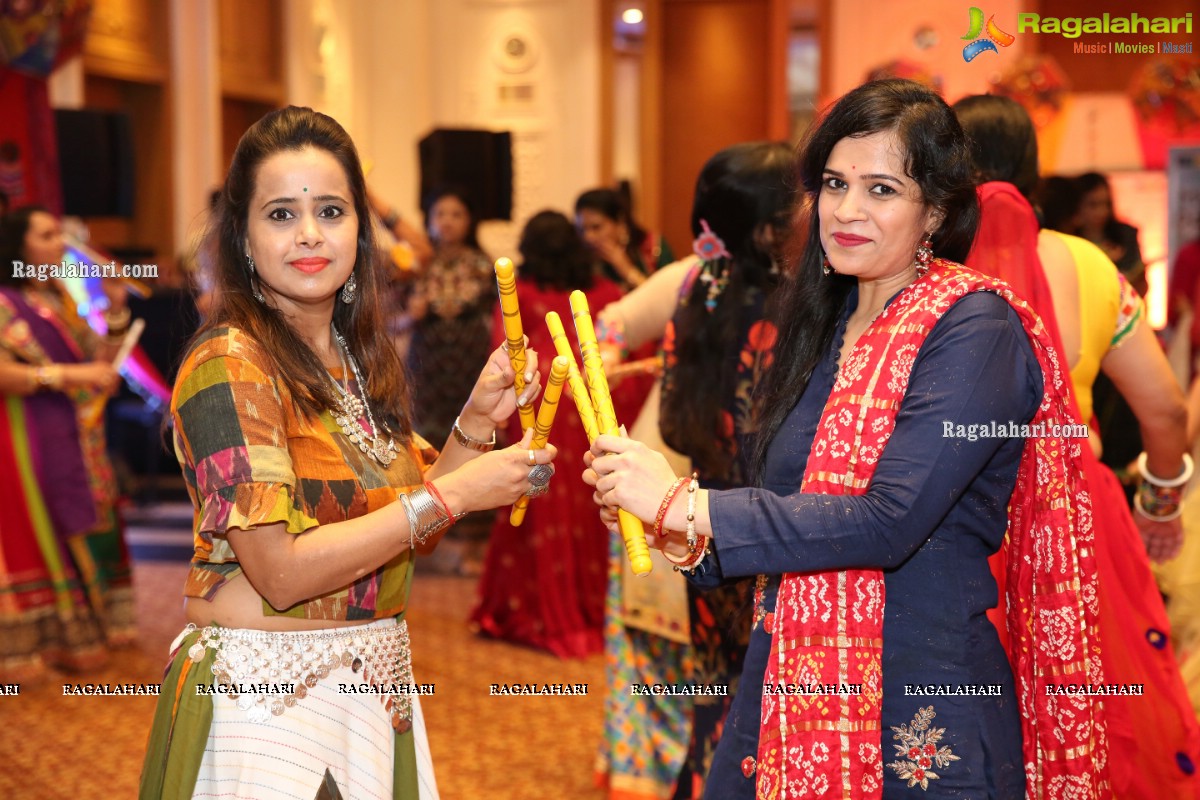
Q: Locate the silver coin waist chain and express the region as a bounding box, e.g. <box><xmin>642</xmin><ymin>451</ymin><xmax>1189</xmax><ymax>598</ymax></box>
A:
<box><xmin>184</xmin><ymin>620</ymin><xmax>415</xmax><ymax>731</ymax></box>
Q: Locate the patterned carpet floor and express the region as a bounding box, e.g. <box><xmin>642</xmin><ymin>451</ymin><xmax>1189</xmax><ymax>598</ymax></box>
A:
<box><xmin>0</xmin><ymin>553</ymin><xmax>608</xmax><ymax>799</ymax></box>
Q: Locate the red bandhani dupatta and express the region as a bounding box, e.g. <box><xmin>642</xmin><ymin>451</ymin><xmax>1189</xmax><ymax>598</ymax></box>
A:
<box><xmin>755</xmin><ymin>260</ymin><xmax>1109</xmax><ymax>799</ymax></box>
<box><xmin>968</xmin><ymin>181</ymin><xmax>1200</xmax><ymax>798</ymax></box>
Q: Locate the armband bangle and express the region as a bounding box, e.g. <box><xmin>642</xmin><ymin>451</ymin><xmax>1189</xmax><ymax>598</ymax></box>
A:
<box><xmin>452</xmin><ymin>415</ymin><xmax>496</xmax><ymax>452</ymax></box>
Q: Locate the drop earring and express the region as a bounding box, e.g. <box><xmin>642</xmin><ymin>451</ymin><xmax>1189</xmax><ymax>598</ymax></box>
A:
<box><xmin>822</xmin><ymin>252</ymin><xmax>834</xmax><ymax>276</ymax></box>
<box><xmin>246</xmin><ymin>254</ymin><xmax>265</xmax><ymax>302</ymax></box>
<box><xmin>340</xmin><ymin>272</ymin><xmax>357</xmax><ymax>304</ymax></box>
<box><xmin>914</xmin><ymin>236</ymin><xmax>934</xmax><ymax>277</ymax></box>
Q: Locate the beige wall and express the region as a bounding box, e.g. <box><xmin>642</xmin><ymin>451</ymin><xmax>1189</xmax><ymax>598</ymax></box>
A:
<box><xmin>266</xmin><ymin>0</ymin><xmax>600</xmax><ymax>261</ymax></box>
<box><xmin>426</xmin><ymin>0</ymin><xmax>602</xmax><ymax>258</ymax></box>
<box><xmin>48</xmin><ymin>0</ymin><xmax>600</xmax><ymax>264</ymax></box>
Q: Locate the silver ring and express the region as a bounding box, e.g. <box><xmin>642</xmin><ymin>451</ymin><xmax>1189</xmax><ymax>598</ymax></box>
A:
<box><xmin>526</xmin><ymin>463</ymin><xmax>554</xmax><ymax>497</ymax></box>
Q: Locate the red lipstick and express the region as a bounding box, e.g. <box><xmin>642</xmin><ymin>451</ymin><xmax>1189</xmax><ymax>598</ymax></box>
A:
<box><xmin>290</xmin><ymin>257</ymin><xmax>330</xmax><ymax>273</ymax></box>
<box><xmin>832</xmin><ymin>233</ymin><xmax>870</xmax><ymax>246</ymax></box>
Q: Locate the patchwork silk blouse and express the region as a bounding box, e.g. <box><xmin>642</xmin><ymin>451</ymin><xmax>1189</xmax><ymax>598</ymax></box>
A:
<box><xmin>172</xmin><ymin>327</ymin><xmax>436</xmax><ymax>620</ymax></box>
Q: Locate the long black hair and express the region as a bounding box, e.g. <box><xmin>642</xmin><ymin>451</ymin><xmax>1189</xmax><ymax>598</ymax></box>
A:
<box><xmin>751</xmin><ymin>79</ymin><xmax>979</xmax><ymax>480</ymax></box>
<box><xmin>952</xmin><ymin>94</ymin><xmax>1039</xmax><ymax>199</ymax></box>
<box><xmin>659</xmin><ymin>141</ymin><xmax>795</xmax><ymax>482</ymax></box>
<box><xmin>200</xmin><ymin>105</ymin><xmax>411</xmax><ymax>437</ymax></box>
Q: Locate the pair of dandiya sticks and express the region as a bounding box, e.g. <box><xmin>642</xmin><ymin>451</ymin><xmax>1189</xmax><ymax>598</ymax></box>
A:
<box><xmin>494</xmin><ymin>257</ymin><xmax>655</xmax><ymax>576</ymax></box>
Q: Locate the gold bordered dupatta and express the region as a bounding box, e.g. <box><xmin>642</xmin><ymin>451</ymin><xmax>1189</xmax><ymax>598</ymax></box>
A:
<box><xmin>754</xmin><ymin>261</ymin><xmax>1109</xmax><ymax>799</ymax></box>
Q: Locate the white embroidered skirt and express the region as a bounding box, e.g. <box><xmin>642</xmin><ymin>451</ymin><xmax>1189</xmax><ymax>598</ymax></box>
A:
<box><xmin>168</xmin><ymin>619</ymin><xmax>440</xmax><ymax>799</ymax></box>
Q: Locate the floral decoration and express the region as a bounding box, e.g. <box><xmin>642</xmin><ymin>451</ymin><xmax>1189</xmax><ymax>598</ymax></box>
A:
<box><xmin>886</xmin><ymin>706</ymin><xmax>960</xmax><ymax>790</ymax></box>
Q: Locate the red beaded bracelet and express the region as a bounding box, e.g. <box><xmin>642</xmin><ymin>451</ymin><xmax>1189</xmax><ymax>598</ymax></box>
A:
<box><xmin>654</xmin><ymin>477</ymin><xmax>690</xmax><ymax>538</ymax></box>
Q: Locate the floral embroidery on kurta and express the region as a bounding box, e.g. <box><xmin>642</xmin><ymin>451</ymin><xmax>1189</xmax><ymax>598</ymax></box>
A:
<box><xmin>886</xmin><ymin>706</ymin><xmax>961</xmax><ymax>790</ymax></box>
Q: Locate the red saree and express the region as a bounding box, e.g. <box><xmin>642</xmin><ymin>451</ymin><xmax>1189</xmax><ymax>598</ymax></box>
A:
<box><xmin>755</xmin><ymin>260</ymin><xmax>1109</xmax><ymax>799</ymax></box>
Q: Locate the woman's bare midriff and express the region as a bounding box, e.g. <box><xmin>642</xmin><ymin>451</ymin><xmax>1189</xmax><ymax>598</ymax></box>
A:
<box><xmin>184</xmin><ymin>572</ymin><xmax>370</xmax><ymax>631</ymax></box>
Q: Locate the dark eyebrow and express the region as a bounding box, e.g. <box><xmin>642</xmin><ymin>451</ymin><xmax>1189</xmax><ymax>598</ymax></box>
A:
<box><xmin>823</xmin><ymin>168</ymin><xmax>905</xmax><ymax>186</ymax></box>
<box><xmin>261</xmin><ymin>194</ymin><xmax>351</xmax><ymax>210</ymax></box>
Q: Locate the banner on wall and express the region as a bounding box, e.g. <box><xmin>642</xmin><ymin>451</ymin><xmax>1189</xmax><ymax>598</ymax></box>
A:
<box><xmin>0</xmin><ymin>69</ymin><xmax>61</xmax><ymax>213</ymax></box>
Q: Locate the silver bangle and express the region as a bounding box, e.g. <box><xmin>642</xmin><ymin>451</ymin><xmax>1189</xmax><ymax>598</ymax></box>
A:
<box><xmin>403</xmin><ymin>486</ymin><xmax>453</xmax><ymax>545</ymax></box>
<box><xmin>398</xmin><ymin>491</ymin><xmax>419</xmax><ymax>551</ymax></box>
<box><xmin>452</xmin><ymin>415</ymin><xmax>496</xmax><ymax>452</ymax></box>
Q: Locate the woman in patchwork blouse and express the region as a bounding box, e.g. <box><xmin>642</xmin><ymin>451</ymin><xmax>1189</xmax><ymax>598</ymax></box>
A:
<box><xmin>139</xmin><ymin>106</ymin><xmax>555</xmax><ymax>800</ymax></box>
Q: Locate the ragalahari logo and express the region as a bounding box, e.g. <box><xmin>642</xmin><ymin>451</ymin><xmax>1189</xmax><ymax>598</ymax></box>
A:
<box><xmin>961</xmin><ymin>7</ymin><xmax>1015</xmax><ymax>61</ymax></box>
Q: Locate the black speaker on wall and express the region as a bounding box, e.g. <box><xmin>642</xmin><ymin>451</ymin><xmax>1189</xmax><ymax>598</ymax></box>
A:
<box><xmin>54</xmin><ymin>108</ymin><xmax>135</xmax><ymax>217</ymax></box>
<box><xmin>418</xmin><ymin>129</ymin><xmax>513</xmax><ymax>221</ymax></box>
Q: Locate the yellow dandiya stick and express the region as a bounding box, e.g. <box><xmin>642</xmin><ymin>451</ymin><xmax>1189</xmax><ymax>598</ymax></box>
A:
<box><xmin>494</xmin><ymin>257</ymin><xmax>536</xmax><ymax>431</ymax></box>
<box><xmin>509</xmin><ymin>356</ymin><xmax>569</xmax><ymax>527</ymax></box>
<box><xmin>545</xmin><ymin>312</ymin><xmax>599</xmax><ymax>442</ymax></box>
<box><xmin>569</xmin><ymin>290</ymin><xmax>653</xmax><ymax>577</ymax></box>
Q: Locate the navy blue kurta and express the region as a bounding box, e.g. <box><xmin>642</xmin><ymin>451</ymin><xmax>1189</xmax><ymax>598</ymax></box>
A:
<box><xmin>692</xmin><ymin>289</ymin><xmax>1041</xmax><ymax>798</ymax></box>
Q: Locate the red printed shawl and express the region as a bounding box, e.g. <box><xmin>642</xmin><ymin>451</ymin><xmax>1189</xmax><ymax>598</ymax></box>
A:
<box><xmin>755</xmin><ymin>260</ymin><xmax>1109</xmax><ymax>799</ymax></box>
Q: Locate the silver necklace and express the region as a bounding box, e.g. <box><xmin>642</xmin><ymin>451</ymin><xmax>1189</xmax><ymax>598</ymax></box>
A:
<box><xmin>329</xmin><ymin>325</ymin><xmax>398</xmax><ymax>467</ymax></box>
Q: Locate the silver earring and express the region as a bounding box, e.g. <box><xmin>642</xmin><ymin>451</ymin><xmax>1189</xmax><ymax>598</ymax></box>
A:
<box><xmin>822</xmin><ymin>251</ymin><xmax>834</xmax><ymax>276</ymax></box>
<box><xmin>340</xmin><ymin>272</ymin><xmax>357</xmax><ymax>304</ymax></box>
<box><xmin>246</xmin><ymin>254</ymin><xmax>265</xmax><ymax>302</ymax></box>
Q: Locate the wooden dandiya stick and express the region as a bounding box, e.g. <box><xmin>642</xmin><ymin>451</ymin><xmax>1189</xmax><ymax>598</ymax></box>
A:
<box><xmin>569</xmin><ymin>291</ymin><xmax>653</xmax><ymax>577</ymax></box>
<box><xmin>604</xmin><ymin>356</ymin><xmax>663</xmax><ymax>384</ymax></box>
<box><xmin>545</xmin><ymin>312</ymin><xmax>599</xmax><ymax>442</ymax></box>
<box><xmin>494</xmin><ymin>257</ymin><xmax>536</xmax><ymax>431</ymax></box>
<box><xmin>82</xmin><ymin>318</ymin><xmax>146</xmax><ymax>428</ymax></box>
<box><xmin>509</xmin><ymin>356</ymin><xmax>569</xmax><ymax>527</ymax></box>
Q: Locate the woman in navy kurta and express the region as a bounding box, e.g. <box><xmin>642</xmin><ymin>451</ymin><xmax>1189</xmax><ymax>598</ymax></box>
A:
<box><xmin>587</xmin><ymin>80</ymin><xmax>1109</xmax><ymax>799</ymax></box>
<box><xmin>688</xmin><ymin>288</ymin><xmax>1037</xmax><ymax>797</ymax></box>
